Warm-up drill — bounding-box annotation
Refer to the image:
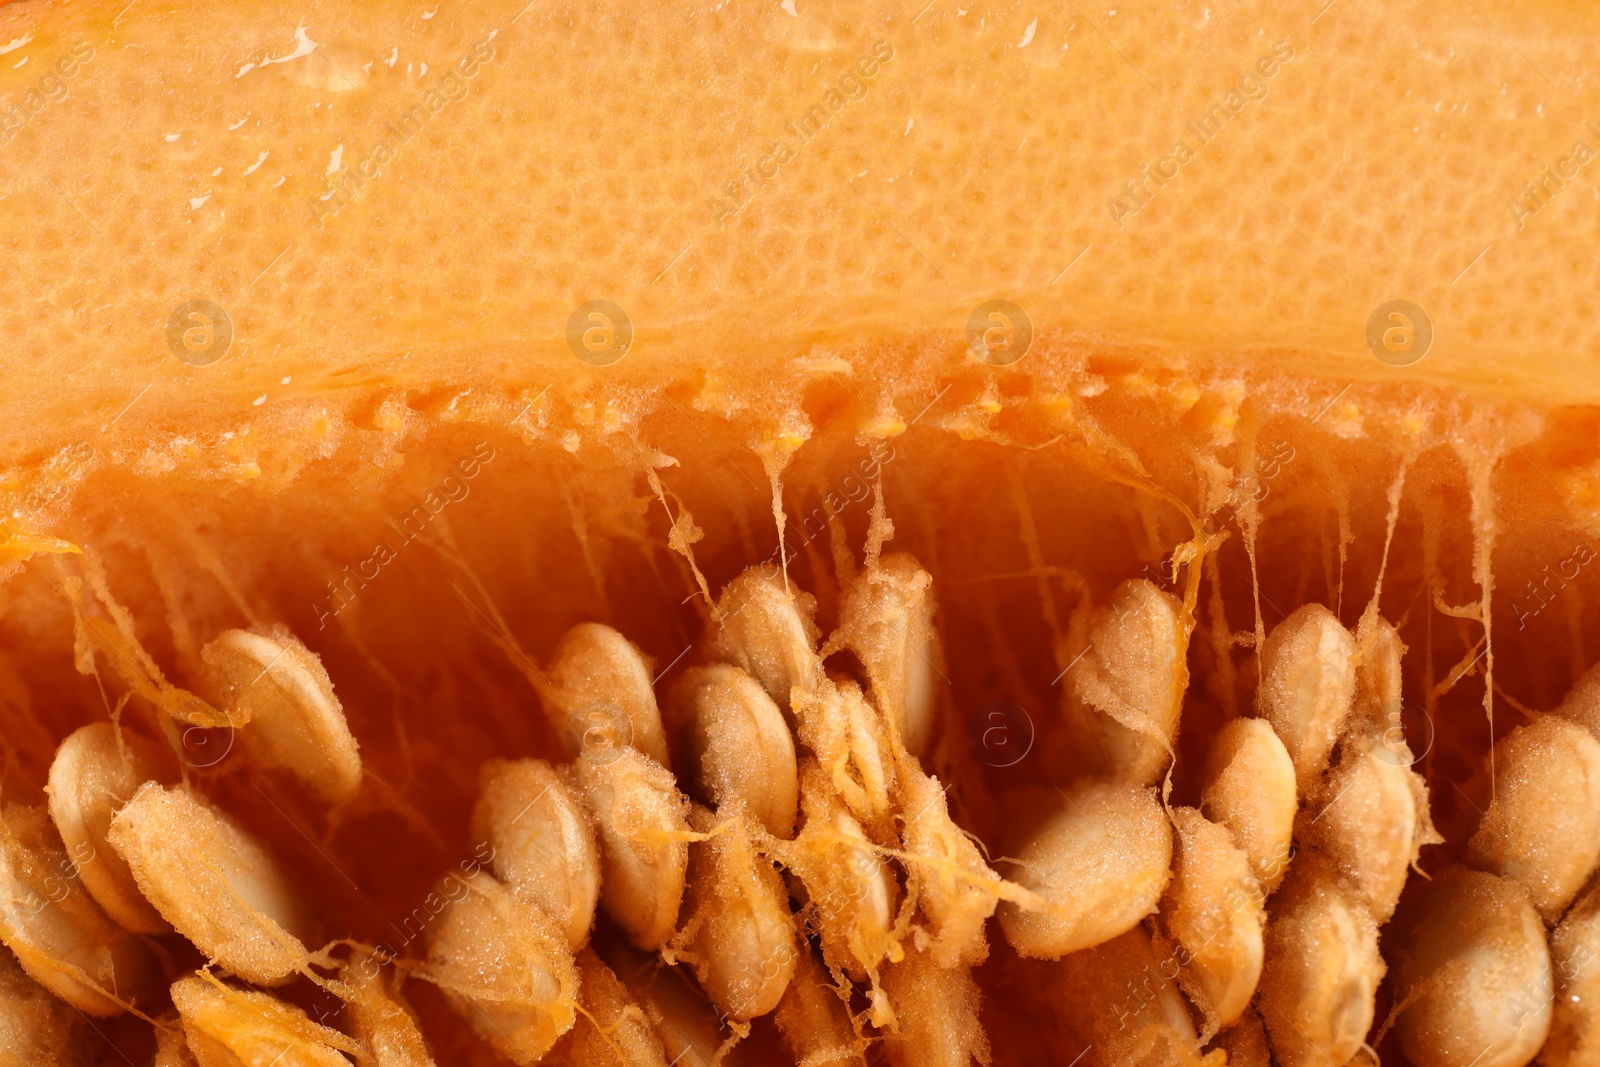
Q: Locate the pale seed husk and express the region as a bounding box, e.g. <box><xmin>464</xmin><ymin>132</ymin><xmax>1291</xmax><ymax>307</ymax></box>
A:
<box><xmin>790</xmin><ymin>678</ymin><xmax>895</xmax><ymax>839</ymax></box>
<box><xmin>773</xmin><ymin>941</ymin><xmax>861</xmax><ymax>1067</ymax></box>
<box><xmin>1298</xmin><ymin>731</ymin><xmax>1430</xmax><ymax>925</ymax></box>
<box><xmin>0</xmin><ymin>945</ymin><xmax>94</xmax><ymax>1067</ymax></box>
<box><xmin>1465</xmin><ymin>715</ymin><xmax>1600</xmax><ymax>924</ymax></box>
<box><xmin>668</xmin><ymin>664</ymin><xmax>799</xmax><ymax>840</ymax></box>
<box><xmin>1391</xmin><ymin>867</ymin><xmax>1552</xmax><ymax>1067</ymax></box>
<box><xmin>829</xmin><ymin>553</ymin><xmax>941</xmax><ymax>758</ymax></box>
<box><xmin>1155</xmin><ymin>806</ymin><xmax>1264</xmax><ymax>1038</ymax></box>
<box><xmin>45</xmin><ymin>722</ymin><xmax>172</xmax><ymax>934</ymax></box>
<box><xmin>1257</xmin><ymin>856</ymin><xmax>1383</xmax><ymax>1067</ymax></box>
<box><xmin>574</xmin><ymin>748</ymin><xmax>692</xmax><ymax>952</ymax></box>
<box><xmin>544</xmin><ymin>946</ymin><xmax>669</xmax><ymax>1067</ymax></box>
<box><xmin>996</xmin><ymin>777</ymin><xmax>1172</xmax><ymax>959</ymax></box>
<box><xmin>422</xmin><ymin>872</ymin><xmax>580</xmax><ymax>1066</ymax></box>
<box><xmin>1257</xmin><ymin>605</ymin><xmax>1356</xmax><ymax>797</ymax></box>
<box><xmin>472</xmin><ymin>758</ymin><xmax>600</xmax><ymax>949</ymax></box>
<box><xmin>1047</xmin><ymin>925</ymin><xmax>1206</xmax><ymax>1067</ymax></box>
<box><xmin>200</xmin><ymin>627</ymin><xmax>363</xmax><ymax>804</ymax></box>
<box><xmin>171</xmin><ymin>972</ymin><xmax>361</xmax><ymax>1067</ymax></box>
<box><xmin>780</xmin><ymin>762</ymin><xmax>900</xmax><ymax>989</ymax></box>
<box><xmin>108</xmin><ymin>783</ymin><xmax>312</xmax><ymax>987</ymax></box>
<box><xmin>676</xmin><ymin>806</ymin><xmax>796</xmax><ymax>1022</ymax></box>
<box><xmin>1544</xmin><ymin>877</ymin><xmax>1600</xmax><ymax>1067</ymax></box>
<box><xmin>710</xmin><ymin>567</ymin><xmax>824</xmax><ymax>722</ymax></box>
<box><xmin>897</xmin><ymin>765</ymin><xmax>999</xmax><ymax>969</ymax></box>
<box><xmin>336</xmin><ymin>946</ymin><xmax>436</xmax><ymax>1067</ymax></box>
<box><xmin>1063</xmin><ymin>579</ymin><xmax>1188</xmax><ymax>786</ymax></box>
<box><xmin>1200</xmin><ymin>717</ymin><xmax>1298</xmax><ymax>895</ymax></box>
<box><xmin>541</xmin><ymin>623</ymin><xmax>672</xmax><ymax>770</ymax></box>
<box><xmin>0</xmin><ymin>803</ymin><xmax>163</xmax><ymax>1016</ymax></box>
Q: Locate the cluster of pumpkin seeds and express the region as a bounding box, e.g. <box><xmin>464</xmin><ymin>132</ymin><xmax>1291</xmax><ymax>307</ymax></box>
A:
<box><xmin>10</xmin><ymin>549</ymin><xmax>1600</xmax><ymax>1067</ymax></box>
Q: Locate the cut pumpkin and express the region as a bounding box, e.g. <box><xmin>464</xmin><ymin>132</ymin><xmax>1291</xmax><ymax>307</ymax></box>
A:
<box><xmin>2</xmin><ymin>0</ymin><xmax>1599</xmax><ymax>1064</ymax></box>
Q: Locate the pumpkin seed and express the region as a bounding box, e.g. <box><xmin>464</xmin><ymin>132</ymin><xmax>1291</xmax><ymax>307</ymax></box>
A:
<box><xmin>421</xmin><ymin>873</ymin><xmax>579</xmax><ymax>1065</ymax></box>
<box><xmin>200</xmin><ymin>627</ymin><xmax>362</xmax><ymax>804</ymax></box>
<box><xmin>45</xmin><ymin>722</ymin><xmax>172</xmax><ymax>934</ymax></box>
<box><xmin>667</xmin><ymin>664</ymin><xmax>798</xmax><ymax>839</ymax></box>
<box><xmin>0</xmin><ymin>803</ymin><xmax>163</xmax><ymax>1015</ymax></box>
<box><xmin>108</xmin><ymin>784</ymin><xmax>312</xmax><ymax>986</ymax></box>
<box><xmin>472</xmin><ymin>758</ymin><xmax>600</xmax><ymax>949</ymax></box>
<box><xmin>996</xmin><ymin>777</ymin><xmax>1172</xmax><ymax>959</ymax></box>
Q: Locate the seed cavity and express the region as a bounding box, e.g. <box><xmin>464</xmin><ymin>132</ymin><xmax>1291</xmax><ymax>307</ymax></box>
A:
<box><xmin>23</xmin><ymin>538</ymin><xmax>1541</xmax><ymax>1065</ymax></box>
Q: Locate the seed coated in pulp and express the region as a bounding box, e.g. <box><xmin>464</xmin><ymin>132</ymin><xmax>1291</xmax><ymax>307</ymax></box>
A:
<box><xmin>1257</xmin><ymin>857</ymin><xmax>1383</xmax><ymax>1067</ymax></box>
<box><xmin>996</xmin><ymin>777</ymin><xmax>1172</xmax><ymax>959</ymax></box>
<box><xmin>1391</xmin><ymin>868</ymin><xmax>1552</xmax><ymax>1067</ymax></box>
<box><xmin>171</xmin><ymin>972</ymin><xmax>362</xmax><ymax>1067</ymax></box>
<box><xmin>574</xmin><ymin>748</ymin><xmax>693</xmax><ymax>952</ymax></box>
<box><xmin>0</xmin><ymin>803</ymin><xmax>163</xmax><ymax>1016</ymax></box>
<box><xmin>45</xmin><ymin>722</ymin><xmax>172</xmax><ymax>934</ymax></box>
<box><xmin>1464</xmin><ymin>715</ymin><xmax>1600</xmax><ymax>924</ymax></box>
<box><xmin>1200</xmin><ymin>717</ymin><xmax>1297</xmax><ymax>894</ymax></box>
<box><xmin>1064</xmin><ymin>579</ymin><xmax>1187</xmax><ymax>785</ymax></box>
<box><xmin>668</xmin><ymin>663</ymin><xmax>799</xmax><ymax>839</ymax></box>
<box><xmin>422</xmin><ymin>873</ymin><xmax>580</xmax><ymax>1065</ymax></box>
<box><xmin>1156</xmin><ymin>806</ymin><xmax>1265</xmax><ymax>1036</ymax></box>
<box><xmin>1258</xmin><ymin>605</ymin><xmax>1356</xmax><ymax>796</ymax></box>
<box><xmin>472</xmin><ymin>758</ymin><xmax>601</xmax><ymax>950</ymax></box>
<box><xmin>541</xmin><ymin>623</ymin><xmax>672</xmax><ymax>770</ymax></box>
<box><xmin>201</xmin><ymin>627</ymin><xmax>363</xmax><ymax>804</ymax></box>
<box><xmin>108</xmin><ymin>783</ymin><xmax>312</xmax><ymax>987</ymax></box>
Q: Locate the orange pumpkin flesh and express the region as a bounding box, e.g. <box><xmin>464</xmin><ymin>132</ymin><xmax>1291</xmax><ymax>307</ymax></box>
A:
<box><xmin>3</xmin><ymin>0</ymin><xmax>1600</xmax><ymax>1064</ymax></box>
